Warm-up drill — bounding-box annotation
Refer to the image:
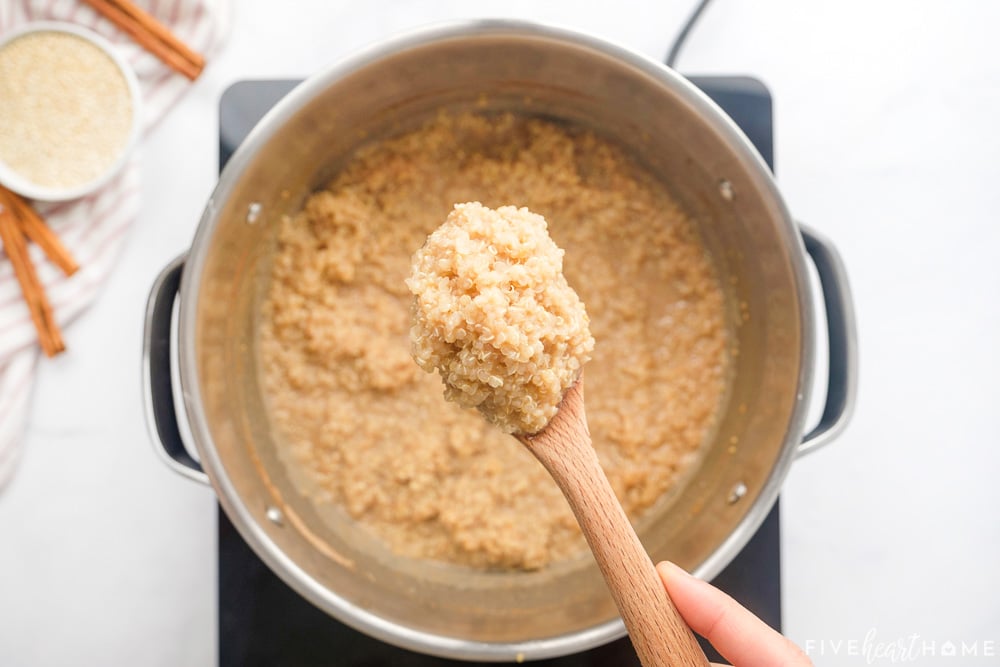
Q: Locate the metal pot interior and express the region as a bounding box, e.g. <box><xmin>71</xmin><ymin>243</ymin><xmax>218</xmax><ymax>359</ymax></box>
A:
<box><xmin>181</xmin><ymin>23</ymin><xmax>808</xmax><ymax>658</ymax></box>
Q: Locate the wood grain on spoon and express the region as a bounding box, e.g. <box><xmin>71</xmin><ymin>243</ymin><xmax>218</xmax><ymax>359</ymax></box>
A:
<box><xmin>518</xmin><ymin>375</ymin><xmax>708</xmax><ymax>667</ymax></box>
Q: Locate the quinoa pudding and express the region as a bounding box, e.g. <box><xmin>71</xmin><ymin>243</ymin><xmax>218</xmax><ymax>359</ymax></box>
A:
<box><xmin>259</xmin><ymin>112</ymin><xmax>730</xmax><ymax>570</ymax></box>
<box><xmin>407</xmin><ymin>202</ymin><xmax>595</xmax><ymax>435</ymax></box>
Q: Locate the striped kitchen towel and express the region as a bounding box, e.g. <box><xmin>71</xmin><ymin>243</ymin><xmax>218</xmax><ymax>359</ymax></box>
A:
<box><xmin>0</xmin><ymin>0</ymin><xmax>232</xmax><ymax>488</ymax></box>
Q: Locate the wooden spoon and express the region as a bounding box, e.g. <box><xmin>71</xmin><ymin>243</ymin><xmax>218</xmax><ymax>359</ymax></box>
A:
<box><xmin>517</xmin><ymin>373</ymin><xmax>708</xmax><ymax>667</ymax></box>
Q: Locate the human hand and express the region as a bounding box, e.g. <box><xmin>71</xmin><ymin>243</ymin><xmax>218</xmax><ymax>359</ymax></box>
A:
<box><xmin>656</xmin><ymin>561</ymin><xmax>812</xmax><ymax>667</ymax></box>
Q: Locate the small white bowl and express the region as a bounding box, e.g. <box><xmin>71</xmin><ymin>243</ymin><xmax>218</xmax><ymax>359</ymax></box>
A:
<box><xmin>0</xmin><ymin>21</ymin><xmax>142</xmax><ymax>202</ymax></box>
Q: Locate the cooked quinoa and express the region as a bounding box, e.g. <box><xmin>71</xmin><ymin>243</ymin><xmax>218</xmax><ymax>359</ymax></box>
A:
<box><xmin>259</xmin><ymin>112</ymin><xmax>730</xmax><ymax>570</ymax></box>
<box><xmin>407</xmin><ymin>203</ymin><xmax>594</xmax><ymax>434</ymax></box>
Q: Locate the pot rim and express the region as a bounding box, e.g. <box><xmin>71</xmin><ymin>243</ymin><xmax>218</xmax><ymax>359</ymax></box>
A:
<box><xmin>178</xmin><ymin>18</ymin><xmax>814</xmax><ymax>662</ymax></box>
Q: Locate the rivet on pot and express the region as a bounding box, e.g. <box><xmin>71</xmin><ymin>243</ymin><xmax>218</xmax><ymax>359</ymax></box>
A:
<box><xmin>727</xmin><ymin>482</ymin><xmax>748</xmax><ymax>505</ymax></box>
<box><xmin>246</xmin><ymin>201</ymin><xmax>263</xmax><ymax>224</ymax></box>
<box><xmin>718</xmin><ymin>179</ymin><xmax>734</xmax><ymax>201</ymax></box>
<box><xmin>266</xmin><ymin>506</ymin><xmax>284</xmax><ymax>526</ymax></box>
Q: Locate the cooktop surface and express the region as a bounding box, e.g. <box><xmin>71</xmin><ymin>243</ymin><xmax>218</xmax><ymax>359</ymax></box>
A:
<box><xmin>217</xmin><ymin>75</ymin><xmax>781</xmax><ymax>667</ymax></box>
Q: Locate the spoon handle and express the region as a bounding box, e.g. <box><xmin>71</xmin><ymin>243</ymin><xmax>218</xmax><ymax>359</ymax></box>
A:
<box><xmin>522</xmin><ymin>386</ymin><xmax>708</xmax><ymax>667</ymax></box>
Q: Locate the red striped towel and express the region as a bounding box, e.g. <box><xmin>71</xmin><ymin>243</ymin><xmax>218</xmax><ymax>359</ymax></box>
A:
<box><xmin>0</xmin><ymin>0</ymin><xmax>231</xmax><ymax>487</ymax></box>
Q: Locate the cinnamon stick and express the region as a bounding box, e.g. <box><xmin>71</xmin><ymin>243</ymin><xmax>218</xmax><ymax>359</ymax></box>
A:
<box><xmin>0</xmin><ymin>186</ymin><xmax>78</xmax><ymax>277</ymax></box>
<box><xmin>82</xmin><ymin>0</ymin><xmax>205</xmax><ymax>80</ymax></box>
<box><xmin>0</xmin><ymin>204</ymin><xmax>65</xmax><ymax>357</ymax></box>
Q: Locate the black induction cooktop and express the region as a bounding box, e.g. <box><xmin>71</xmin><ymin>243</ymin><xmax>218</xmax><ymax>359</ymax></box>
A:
<box><xmin>217</xmin><ymin>76</ymin><xmax>781</xmax><ymax>667</ymax></box>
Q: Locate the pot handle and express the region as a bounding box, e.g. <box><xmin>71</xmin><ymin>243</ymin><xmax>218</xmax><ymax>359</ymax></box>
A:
<box><xmin>796</xmin><ymin>224</ymin><xmax>859</xmax><ymax>457</ymax></box>
<box><xmin>142</xmin><ymin>254</ymin><xmax>211</xmax><ymax>485</ymax></box>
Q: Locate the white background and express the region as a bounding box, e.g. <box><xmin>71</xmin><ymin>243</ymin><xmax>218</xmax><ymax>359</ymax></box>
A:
<box><xmin>2</xmin><ymin>1</ymin><xmax>999</xmax><ymax>665</ymax></box>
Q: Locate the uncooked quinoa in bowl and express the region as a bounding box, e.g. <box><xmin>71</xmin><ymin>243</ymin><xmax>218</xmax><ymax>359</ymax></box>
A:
<box><xmin>257</xmin><ymin>111</ymin><xmax>731</xmax><ymax>571</ymax></box>
<box><xmin>0</xmin><ymin>22</ymin><xmax>141</xmax><ymax>201</ymax></box>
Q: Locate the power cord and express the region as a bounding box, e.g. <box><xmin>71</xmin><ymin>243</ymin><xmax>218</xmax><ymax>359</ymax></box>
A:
<box><xmin>665</xmin><ymin>0</ymin><xmax>715</xmax><ymax>69</ymax></box>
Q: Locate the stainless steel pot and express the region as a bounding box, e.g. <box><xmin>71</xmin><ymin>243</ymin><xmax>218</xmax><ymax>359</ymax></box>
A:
<box><xmin>142</xmin><ymin>20</ymin><xmax>857</xmax><ymax>662</ymax></box>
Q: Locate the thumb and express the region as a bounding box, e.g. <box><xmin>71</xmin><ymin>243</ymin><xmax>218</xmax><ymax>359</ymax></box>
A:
<box><xmin>657</xmin><ymin>561</ymin><xmax>812</xmax><ymax>667</ymax></box>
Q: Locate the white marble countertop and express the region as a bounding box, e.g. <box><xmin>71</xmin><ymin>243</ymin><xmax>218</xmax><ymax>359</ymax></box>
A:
<box><xmin>2</xmin><ymin>1</ymin><xmax>998</xmax><ymax>665</ymax></box>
